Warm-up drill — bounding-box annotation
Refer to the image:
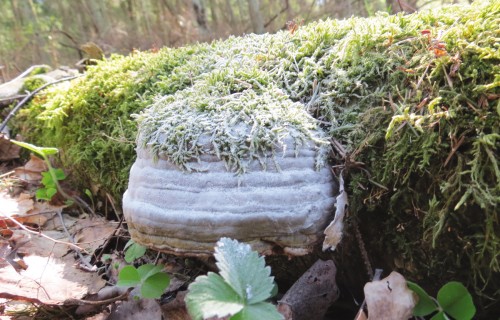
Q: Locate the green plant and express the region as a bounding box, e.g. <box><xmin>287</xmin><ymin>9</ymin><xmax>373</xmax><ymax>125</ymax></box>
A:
<box><xmin>10</xmin><ymin>140</ymin><xmax>67</xmax><ymax>202</ymax></box>
<box><xmin>117</xmin><ymin>264</ymin><xmax>170</xmax><ymax>299</ymax></box>
<box><xmin>123</xmin><ymin>239</ymin><xmax>147</xmax><ymax>263</ymax></box>
<box><xmin>185</xmin><ymin>237</ymin><xmax>283</xmax><ymax>320</ymax></box>
<box><xmin>408</xmin><ymin>281</ymin><xmax>476</xmax><ymax>320</ymax></box>
<box><xmin>116</xmin><ymin>239</ymin><xmax>169</xmax><ymax>299</ymax></box>
<box><xmin>37</xmin><ymin>167</ymin><xmax>66</xmax><ymax>201</ymax></box>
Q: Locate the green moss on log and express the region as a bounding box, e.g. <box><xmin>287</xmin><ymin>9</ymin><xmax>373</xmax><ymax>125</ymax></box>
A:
<box><xmin>16</xmin><ymin>0</ymin><xmax>499</xmax><ymax>314</ymax></box>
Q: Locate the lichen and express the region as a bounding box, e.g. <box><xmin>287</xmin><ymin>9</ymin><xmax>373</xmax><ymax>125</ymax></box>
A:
<box><xmin>14</xmin><ymin>0</ymin><xmax>499</xmax><ymax>314</ymax></box>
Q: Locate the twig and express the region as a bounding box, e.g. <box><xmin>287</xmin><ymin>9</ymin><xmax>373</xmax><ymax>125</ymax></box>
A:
<box><xmin>0</xmin><ymin>75</ymin><xmax>82</xmax><ymax>133</ymax></box>
<box><xmin>63</xmin><ymin>288</ymin><xmax>132</xmax><ymax>306</ymax></box>
<box><xmin>1</xmin><ymin>214</ymin><xmax>84</xmax><ymax>251</ymax></box>
<box><xmin>0</xmin><ymin>65</ymin><xmax>50</xmax><ymax>89</ymax></box>
<box><xmin>0</xmin><ymin>292</ymin><xmax>47</xmax><ymax>305</ymax></box>
<box><xmin>56</xmin><ymin>210</ymin><xmax>96</xmax><ymax>271</ymax></box>
<box><xmin>93</xmin><ymin>214</ymin><xmax>124</xmax><ymax>264</ymax></box>
<box><xmin>353</xmin><ymin>221</ymin><xmax>373</xmax><ymax>279</ymax></box>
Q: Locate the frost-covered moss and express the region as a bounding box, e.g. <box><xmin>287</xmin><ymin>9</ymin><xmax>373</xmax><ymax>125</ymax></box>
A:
<box><xmin>16</xmin><ymin>0</ymin><xmax>499</xmax><ymax>314</ymax></box>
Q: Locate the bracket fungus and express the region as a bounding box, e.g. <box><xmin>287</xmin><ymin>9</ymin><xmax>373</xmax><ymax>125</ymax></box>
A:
<box><xmin>123</xmin><ymin>87</ymin><xmax>337</xmax><ymax>256</ymax></box>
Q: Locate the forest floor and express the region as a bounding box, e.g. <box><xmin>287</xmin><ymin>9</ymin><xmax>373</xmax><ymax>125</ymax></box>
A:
<box><xmin>0</xmin><ymin>139</ymin><xmax>213</xmax><ymax>319</ymax></box>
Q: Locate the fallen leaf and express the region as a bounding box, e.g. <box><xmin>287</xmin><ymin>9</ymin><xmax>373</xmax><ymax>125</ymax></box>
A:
<box><xmin>14</xmin><ymin>154</ymin><xmax>47</xmax><ymax>182</ymax></box>
<box><xmin>0</xmin><ymin>228</ymin><xmax>106</xmax><ymax>304</ymax></box>
<box><xmin>0</xmin><ymin>190</ymin><xmax>62</xmax><ymax>227</ymax></box>
<box><xmin>364</xmin><ymin>271</ymin><xmax>416</xmax><ymax>320</ymax></box>
<box><xmin>0</xmin><ymin>191</ymin><xmax>34</xmax><ymax>217</ymax></box>
<box><xmin>0</xmin><ymin>135</ymin><xmax>20</xmax><ymax>161</ymax></box>
<box><xmin>108</xmin><ymin>297</ymin><xmax>162</xmax><ymax>320</ymax></box>
<box><xmin>323</xmin><ymin>174</ymin><xmax>348</xmax><ymax>251</ymax></box>
<box><xmin>73</xmin><ymin>216</ymin><xmax>118</xmax><ymax>254</ymax></box>
<box><xmin>161</xmin><ymin>290</ymin><xmax>191</xmax><ymax>320</ymax></box>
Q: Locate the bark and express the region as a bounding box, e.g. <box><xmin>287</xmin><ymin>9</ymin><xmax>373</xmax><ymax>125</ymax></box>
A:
<box><xmin>192</xmin><ymin>0</ymin><xmax>207</xmax><ymax>29</ymax></box>
<box><xmin>209</xmin><ymin>0</ymin><xmax>218</xmax><ymax>26</ymax></box>
<box><xmin>247</xmin><ymin>0</ymin><xmax>265</xmax><ymax>34</ymax></box>
<box><xmin>224</xmin><ymin>0</ymin><xmax>235</xmax><ymax>27</ymax></box>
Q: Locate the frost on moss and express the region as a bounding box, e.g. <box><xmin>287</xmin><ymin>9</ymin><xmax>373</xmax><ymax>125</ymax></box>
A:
<box><xmin>15</xmin><ymin>0</ymin><xmax>499</xmax><ymax>312</ymax></box>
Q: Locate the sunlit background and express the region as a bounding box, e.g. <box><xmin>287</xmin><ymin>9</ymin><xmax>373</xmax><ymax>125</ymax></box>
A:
<box><xmin>0</xmin><ymin>0</ymin><xmax>470</xmax><ymax>81</ymax></box>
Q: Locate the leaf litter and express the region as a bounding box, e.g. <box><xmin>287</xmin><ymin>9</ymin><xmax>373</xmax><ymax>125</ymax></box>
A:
<box><xmin>0</xmin><ymin>149</ymin><xmax>118</xmax><ymax>317</ymax></box>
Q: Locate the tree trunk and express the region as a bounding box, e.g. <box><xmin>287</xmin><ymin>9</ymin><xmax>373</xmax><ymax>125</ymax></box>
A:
<box><xmin>224</xmin><ymin>0</ymin><xmax>235</xmax><ymax>28</ymax></box>
<box><xmin>209</xmin><ymin>0</ymin><xmax>218</xmax><ymax>27</ymax></box>
<box><xmin>192</xmin><ymin>0</ymin><xmax>208</xmax><ymax>30</ymax></box>
<box><xmin>247</xmin><ymin>0</ymin><xmax>264</xmax><ymax>34</ymax></box>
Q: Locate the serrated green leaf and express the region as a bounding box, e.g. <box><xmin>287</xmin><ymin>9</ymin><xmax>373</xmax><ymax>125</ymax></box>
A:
<box><xmin>215</xmin><ymin>237</ymin><xmax>274</xmax><ymax>304</ymax></box>
<box><xmin>125</xmin><ymin>242</ymin><xmax>147</xmax><ymax>263</ymax></box>
<box><xmin>186</xmin><ymin>272</ymin><xmax>244</xmax><ymax>320</ymax></box>
<box><xmin>231</xmin><ymin>302</ymin><xmax>283</xmax><ymax>320</ymax></box>
<box><xmin>141</xmin><ymin>271</ymin><xmax>170</xmax><ymax>299</ymax></box>
<box><xmin>437</xmin><ymin>282</ymin><xmax>475</xmax><ymax>320</ymax></box>
<box><xmin>117</xmin><ymin>265</ymin><xmax>141</xmax><ymax>287</ymax></box>
<box><xmin>407</xmin><ymin>281</ymin><xmax>438</xmax><ymax>316</ymax></box>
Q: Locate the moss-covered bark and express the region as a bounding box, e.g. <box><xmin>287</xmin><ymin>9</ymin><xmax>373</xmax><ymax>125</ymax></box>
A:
<box><xmin>15</xmin><ymin>0</ymin><xmax>499</xmax><ymax>316</ymax></box>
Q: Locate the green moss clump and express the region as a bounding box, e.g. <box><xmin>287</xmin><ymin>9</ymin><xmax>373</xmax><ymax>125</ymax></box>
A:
<box><xmin>15</xmin><ymin>0</ymin><xmax>499</xmax><ymax>315</ymax></box>
<box><xmin>20</xmin><ymin>77</ymin><xmax>47</xmax><ymax>92</ymax></box>
<box><xmin>28</xmin><ymin>65</ymin><xmax>51</xmax><ymax>76</ymax></box>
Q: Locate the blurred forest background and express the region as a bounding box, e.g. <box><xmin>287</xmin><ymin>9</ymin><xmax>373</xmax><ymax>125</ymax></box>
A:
<box><xmin>0</xmin><ymin>0</ymin><xmax>470</xmax><ymax>82</ymax></box>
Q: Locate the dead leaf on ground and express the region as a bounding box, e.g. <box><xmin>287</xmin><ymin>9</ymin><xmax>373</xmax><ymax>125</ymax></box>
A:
<box><xmin>0</xmin><ymin>190</ymin><xmax>64</xmax><ymax>227</ymax></box>
<box><xmin>0</xmin><ymin>226</ymin><xmax>106</xmax><ymax>305</ymax></box>
<box><xmin>161</xmin><ymin>290</ymin><xmax>191</xmax><ymax>320</ymax></box>
<box><xmin>108</xmin><ymin>297</ymin><xmax>162</xmax><ymax>320</ymax></box>
<box><xmin>72</xmin><ymin>216</ymin><xmax>118</xmax><ymax>254</ymax></box>
<box><xmin>13</xmin><ymin>154</ymin><xmax>47</xmax><ymax>182</ymax></box>
<box><xmin>323</xmin><ymin>174</ymin><xmax>348</xmax><ymax>251</ymax></box>
<box><xmin>364</xmin><ymin>271</ymin><xmax>416</xmax><ymax>320</ymax></box>
<box><xmin>0</xmin><ymin>135</ymin><xmax>20</xmax><ymax>161</ymax></box>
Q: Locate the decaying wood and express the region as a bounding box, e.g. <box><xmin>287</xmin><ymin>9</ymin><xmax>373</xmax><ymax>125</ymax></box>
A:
<box><xmin>277</xmin><ymin>259</ymin><xmax>339</xmax><ymax>320</ymax></box>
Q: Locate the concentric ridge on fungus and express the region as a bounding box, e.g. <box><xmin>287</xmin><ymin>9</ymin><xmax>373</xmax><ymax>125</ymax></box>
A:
<box><xmin>124</xmin><ymin>81</ymin><xmax>337</xmax><ymax>255</ymax></box>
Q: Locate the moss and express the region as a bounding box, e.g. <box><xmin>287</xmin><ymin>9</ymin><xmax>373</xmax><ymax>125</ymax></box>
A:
<box><xmin>20</xmin><ymin>77</ymin><xmax>47</xmax><ymax>92</ymax></box>
<box><xmin>15</xmin><ymin>0</ymin><xmax>499</xmax><ymax>315</ymax></box>
<box><xmin>28</xmin><ymin>65</ymin><xmax>51</xmax><ymax>76</ymax></box>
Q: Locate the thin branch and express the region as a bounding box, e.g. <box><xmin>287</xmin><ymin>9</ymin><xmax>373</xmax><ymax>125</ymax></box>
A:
<box><xmin>63</xmin><ymin>288</ymin><xmax>132</xmax><ymax>306</ymax></box>
<box><xmin>0</xmin><ymin>75</ymin><xmax>82</xmax><ymax>132</ymax></box>
<box><xmin>1</xmin><ymin>214</ymin><xmax>84</xmax><ymax>251</ymax></box>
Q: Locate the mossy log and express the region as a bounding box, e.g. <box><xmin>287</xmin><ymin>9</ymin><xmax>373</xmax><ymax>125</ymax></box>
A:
<box><xmin>14</xmin><ymin>1</ymin><xmax>499</xmax><ymax>317</ymax></box>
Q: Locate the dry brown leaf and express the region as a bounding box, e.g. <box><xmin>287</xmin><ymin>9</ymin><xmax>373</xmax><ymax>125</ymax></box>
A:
<box><xmin>161</xmin><ymin>290</ymin><xmax>191</xmax><ymax>320</ymax></box>
<box><xmin>0</xmin><ymin>191</ymin><xmax>34</xmax><ymax>217</ymax></box>
<box><xmin>72</xmin><ymin>216</ymin><xmax>118</xmax><ymax>254</ymax></box>
<box><xmin>108</xmin><ymin>298</ymin><xmax>162</xmax><ymax>320</ymax></box>
<box><xmin>0</xmin><ymin>135</ymin><xmax>21</xmax><ymax>161</ymax></box>
<box><xmin>0</xmin><ymin>228</ymin><xmax>106</xmax><ymax>304</ymax></box>
<box><xmin>0</xmin><ymin>190</ymin><xmax>62</xmax><ymax>227</ymax></box>
<box><xmin>13</xmin><ymin>154</ymin><xmax>47</xmax><ymax>183</ymax></box>
<box><xmin>364</xmin><ymin>271</ymin><xmax>416</xmax><ymax>320</ymax></box>
<box><xmin>323</xmin><ymin>174</ymin><xmax>348</xmax><ymax>251</ymax></box>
